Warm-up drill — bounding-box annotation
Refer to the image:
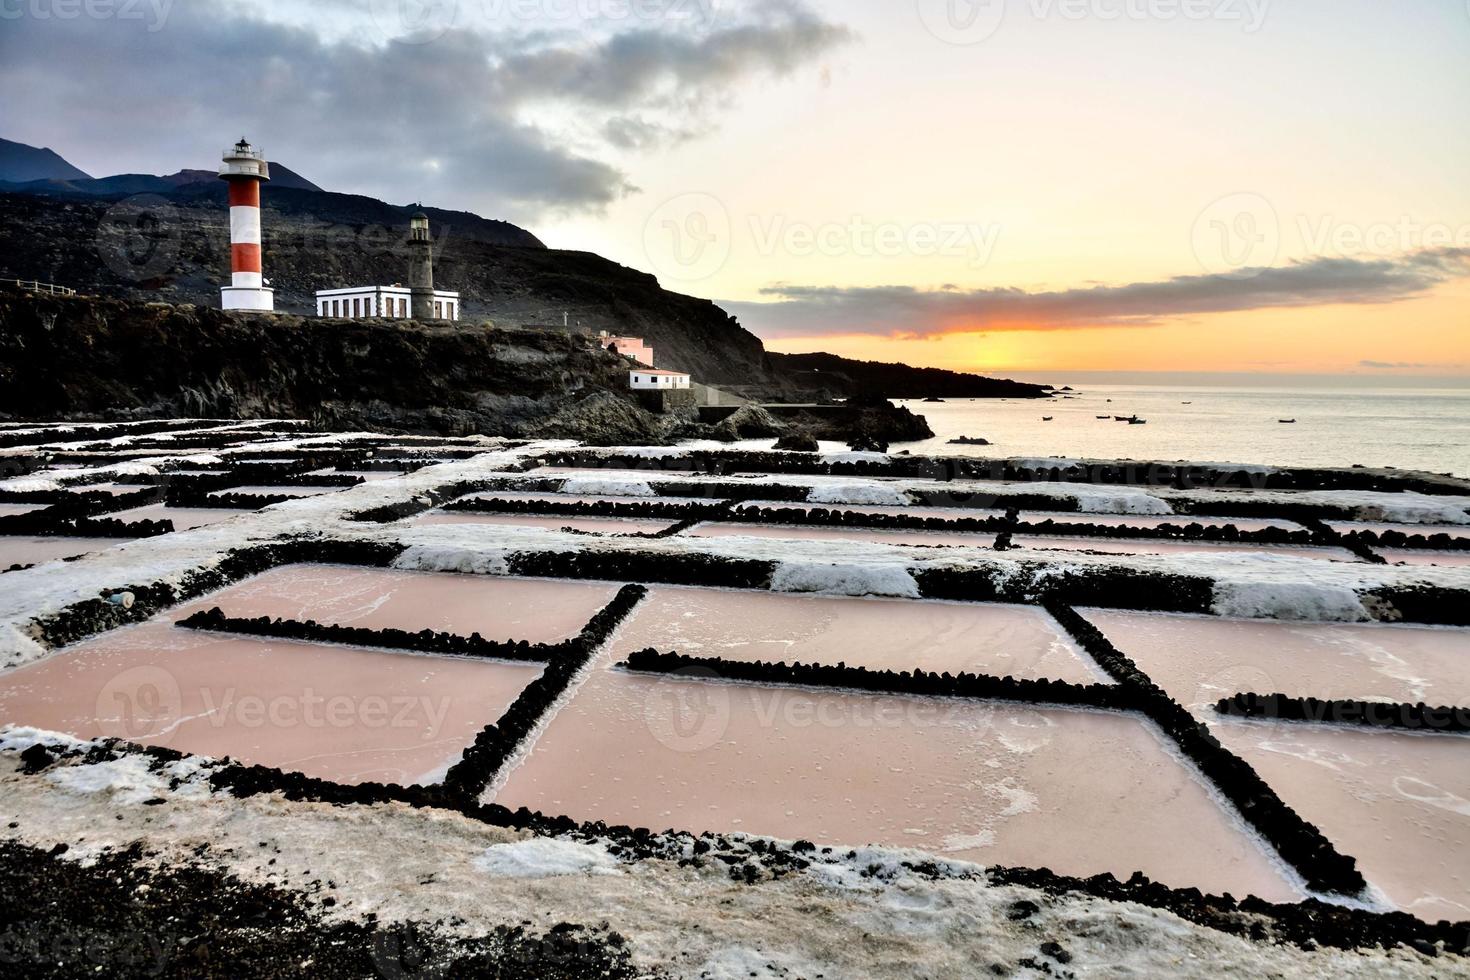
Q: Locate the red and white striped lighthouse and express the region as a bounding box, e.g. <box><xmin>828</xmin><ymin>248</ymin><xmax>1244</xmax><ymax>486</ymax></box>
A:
<box><xmin>218</xmin><ymin>138</ymin><xmax>274</xmax><ymax>311</ymax></box>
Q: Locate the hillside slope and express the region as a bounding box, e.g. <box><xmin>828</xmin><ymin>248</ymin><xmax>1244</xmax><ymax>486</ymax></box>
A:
<box><xmin>769</xmin><ymin>351</ymin><xmax>1050</xmax><ymax>399</ymax></box>
<box><xmin>0</xmin><ymin>138</ymin><xmax>90</xmax><ymax>183</ymax></box>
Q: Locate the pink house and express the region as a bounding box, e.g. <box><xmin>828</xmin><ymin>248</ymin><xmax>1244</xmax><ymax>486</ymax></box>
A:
<box><xmin>600</xmin><ymin>332</ymin><xmax>654</xmax><ymax>368</ymax></box>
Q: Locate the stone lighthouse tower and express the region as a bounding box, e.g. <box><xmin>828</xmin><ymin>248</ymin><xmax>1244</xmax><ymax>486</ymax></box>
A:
<box><xmin>218</xmin><ymin>139</ymin><xmax>274</xmax><ymax>311</ymax></box>
<box><xmin>408</xmin><ymin>210</ymin><xmax>436</xmax><ymax>320</ymax></box>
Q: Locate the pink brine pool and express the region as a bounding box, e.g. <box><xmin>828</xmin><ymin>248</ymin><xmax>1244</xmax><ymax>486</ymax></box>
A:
<box><xmin>181</xmin><ymin>565</ymin><xmax>619</xmax><ymax>643</ymax></box>
<box><xmin>1382</xmin><ymin>550</ymin><xmax>1470</xmax><ymax>568</ymax></box>
<box><xmin>1081</xmin><ymin>610</ymin><xmax>1470</xmax><ymax>710</ymax></box>
<box><xmin>1</xmin><ymin>536</ymin><xmax>128</xmax><ymax>569</ymax></box>
<box><xmin>494</xmin><ymin>668</ymin><xmax>1299</xmax><ymax>901</ymax></box>
<box><xmin>1211</xmin><ymin>719</ymin><xmax>1470</xmax><ymax>922</ymax></box>
<box><xmin>608</xmin><ymin>586</ymin><xmax>1102</xmax><ymax>683</ymax></box>
<box><xmin>0</xmin><ymin>621</ymin><xmax>540</xmax><ymax>786</ymax></box>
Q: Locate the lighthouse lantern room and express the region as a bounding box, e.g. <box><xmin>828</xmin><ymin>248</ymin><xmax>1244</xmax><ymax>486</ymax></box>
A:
<box><xmin>218</xmin><ymin>139</ymin><xmax>274</xmax><ymax>312</ymax></box>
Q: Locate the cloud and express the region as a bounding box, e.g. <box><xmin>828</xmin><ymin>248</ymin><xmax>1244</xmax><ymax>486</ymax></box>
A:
<box><xmin>1358</xmin><ymin>360</ymin><xmax>1447</xmax><ymax>370</ymax></box>
<box><xmin>0</xmin><ymin>0</ymin><xmax>850</xmax><ymax>222</ymax></box>
<box><xmin>726</xmin><ymin>249</ymin><xmax>1470</xmax><ymax>339</ymax></box>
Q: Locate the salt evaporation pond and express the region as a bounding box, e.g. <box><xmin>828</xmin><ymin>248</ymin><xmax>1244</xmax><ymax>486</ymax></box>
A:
<box><xmin>685</xmin><ymin>522</ymin><xmax>998</xmax><ymax>549</ymax></box>
<box><xmin>180</xmin><ymin>565</ymin><xmax>618</xmax><ymax>643</ymax></box>
<box><xmin>1383</xmin><ymin>550</ymin><xmax>1470</xmax><ymax>567</ymax></box>
<box><xmin>410</xmin><ymin>512</ymin><xmax>679</xmax><ymax>535</ymax></box>
<box><xmin>1011</xmin><ymin>536</ymin><xmax>1359</xmax><ymax>562</ymax></box>
<box><xmin>1082</xmin><ymin>611</ymin><xmax>1470</xmax><ymax>709</ymax></box>
<box><xmin>609</xmin><ymin>587</ymin><xmax>1102</xmax><ymax>683</ymax></box>
<box><xmin>0</xmin><ymin>621</ymin><xmax>539</xmax><ymax>785</ymax></box>
<box><xmin>494</xmin><ymin>666</ymin><xmax>1299</xmax><ymax>901</ymax></box>
<box><xmin>1211</xmin><ymin>719</ymin><xmax>1470</xmax><ymax>922</ymax></box>
<box><xmin>0</xmin><ymin>535</ymin><xmax>127</xmax><ymax>568</ymax></box>
<box><xmin>110</xmin><ymin>504</ymin><xmax>248</xmax><ymax>530</ymax></box>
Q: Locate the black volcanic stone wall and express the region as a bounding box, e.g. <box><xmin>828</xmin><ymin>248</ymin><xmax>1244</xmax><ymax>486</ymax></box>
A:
<box><xmin>441</xmin><ymin>584</ymin><xmax>649</xmax><ymax>800</ymax></box>
<box><xmin>1343</xmin><ymin>528</ymin><xmax>1470</xmax><ymax>551</ymax></box>
<box><xmin>176</xmin><ymin>607</ymin><xmax>556</xmax><ymax>664</ymax></box>
<box><xmin>915</xmin><ymin>565</ymin><xmax>1216</xmax><ymax>614</ymax></box>
<box><xmin>0</xmin><ymin>511</ymin><xmax>173</xmax><ymax>539</ymax></box>
<box><xmin>1366</xmin><ymin>586</ymin><xmax>1470</xmax><ymax>627</ymax></box>
<box><xmin>622</xmin><ymin>648</ymin><xmax>1131</xmax><ymax>710</ymax></box>
<box><xmin>445</xmin><ymin>496</ymin><xmax>727</xmax><ymax>522</ymax></box>
<box><xmin>506</xmin><ymin>550</ymin><xmax>775</xmax><ymax>590</ymax></box>
<box><xmin>731</xmin><ymin>503</ymin><xmax>1010</xmax><ymax>534</ymax></box>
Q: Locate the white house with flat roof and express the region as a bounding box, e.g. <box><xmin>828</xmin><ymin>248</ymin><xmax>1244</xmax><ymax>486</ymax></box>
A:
<box><xmin>630</xmin><ymin>368</ymin><xmax>691</xmax><ymax>390</ymax></box>
<box><xmin>316</xmin><ymin>285</ymin><xmax>460</xmax><ymax>321</ymax></box>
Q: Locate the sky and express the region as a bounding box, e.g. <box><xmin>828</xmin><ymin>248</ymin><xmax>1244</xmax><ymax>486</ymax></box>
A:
<box><xmin>3</xmin><ymin>0</ymin><xmax>1468</xmax><ymax>380</ymax></box>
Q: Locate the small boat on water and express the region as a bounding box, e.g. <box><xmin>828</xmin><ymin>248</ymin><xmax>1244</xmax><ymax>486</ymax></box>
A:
<box><xmin>1095</xmin><ymin>415</ymin><xmax>1110</xmax><ymax>419</ymax></box>
<box><xmin>1279</xmin><ymin>419</ymin><xmax>1297</xmax><ymax>424</ymax></box>
<box><xmin>1128</xmin><ymin>417</ymin><xmax>1148</xmax><ymax>425</ymax></box>
<box><xmin>1042</xmin><ymin>416</ymin><xmax>1054</xmax><ymax>421</ymax></box>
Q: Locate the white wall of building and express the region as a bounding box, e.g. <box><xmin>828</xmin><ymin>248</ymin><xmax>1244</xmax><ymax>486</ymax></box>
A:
<box><xmin>316</xmin><ymin>286</ymin><xmax>460</xmax><ymax>321</ymax></box>
<box><xmin>629</xmin><ymin>371</ymin><xmax>691</xmax><ymax>390</ymax></box>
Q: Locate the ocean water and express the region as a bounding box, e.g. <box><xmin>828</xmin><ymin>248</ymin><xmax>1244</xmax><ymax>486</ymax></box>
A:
<box><xmin>890</xmin><ymin>386</ymin><xmax>1470</xmax><ymax>478</ymax></box>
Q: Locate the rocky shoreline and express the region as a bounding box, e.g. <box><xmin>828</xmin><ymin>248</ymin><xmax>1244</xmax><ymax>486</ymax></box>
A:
<box><xmin>0</xmin><ymin>292</ymin><xmax>943</xmax><ymax>449</ymax></box>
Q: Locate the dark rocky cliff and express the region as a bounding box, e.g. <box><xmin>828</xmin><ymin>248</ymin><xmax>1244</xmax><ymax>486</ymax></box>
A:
<box><xmin>0</xmin><ymin>291</ymin><xmax>649</xmax><ymax>438</ymax></box>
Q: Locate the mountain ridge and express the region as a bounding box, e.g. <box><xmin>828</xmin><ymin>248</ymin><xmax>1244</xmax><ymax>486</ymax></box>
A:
<box><xmin>0</xmin><ymin>138</ymin><xmax>91</xmax><ymax>183</ymax></box>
